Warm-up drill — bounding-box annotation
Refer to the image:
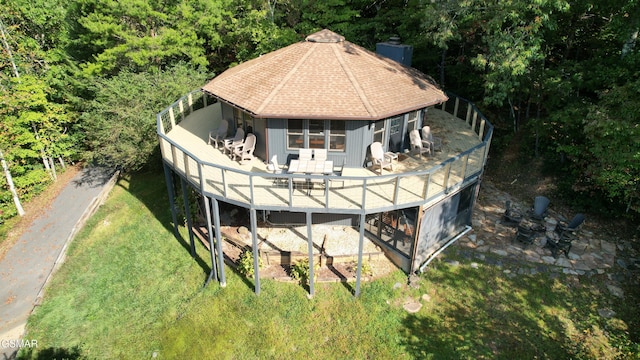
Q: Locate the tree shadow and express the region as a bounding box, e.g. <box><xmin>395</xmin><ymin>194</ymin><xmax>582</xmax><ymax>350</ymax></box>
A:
<box><xmin>118</xmin><ymin>170</ymin><xmax>211</xmax><ymax>281</ymax></box>
<box><xmin>399</xmin><ymin>263</ymin><xmax>581</xmax><ymax>359</ymax></box>
<box><xmin>13</xmin><ymin>345</ymin><xmax>82</xmax><ymax>359</ymax></box>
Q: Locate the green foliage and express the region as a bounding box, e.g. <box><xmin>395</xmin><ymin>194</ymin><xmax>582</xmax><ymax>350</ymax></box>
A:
<box><xmin>80</xmin><ymin>63</ymin><xmax>209</xmax><ymax>172</ymax></box>
<box><xmin>348</xmin><ymin>259</ymin><xmax>373</xmax><ymax>277</ymax></box>
<box><xmin>289</xmin><ymin>258</ymin><xmax>318</xmax><ymax>285</ymax></box>
<box><xmin>582</xmin><ymin>80</ymin><xmax>640</xmax><ymax>213</ymax></box>
<box><xmin>68</xmin><ymin>0</ymin><xmax>213</xmax><ymax>76</ymax></box>
<box><xmin>237</xmin><ymin>249</ymin><xmax>261</xmax><ymax>278</ymax></box>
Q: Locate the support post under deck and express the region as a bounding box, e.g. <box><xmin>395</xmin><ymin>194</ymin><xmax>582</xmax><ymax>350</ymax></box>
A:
<box><xmin>306</xmin><ymin>212</ymin><xmax>315</xmax><ymax>298</ymax></box>
<box><xmin>180</xmin><ymin>178</ymin><xmax>195</xmax><ymax>257</ymax></box>
<box><xmin>250</xmin><ymin>209</ymin><xmax>261</xmax><ymax>295</ymax></box>
<box><xmin>163</xmin><ymin>163</ymin><xmax>179</xmax><ymax>236</ymax></box>
<box><xmin>203</xmin><ymin>196</ymin><xmax>218</xmax><ymax>286</ymax></box>
<box><xmin>212</xmin><ymin>198</ymin><xmax>226</xmax><ymax>287</ymax></box>
<box><xmin>355</xmin><ymin>213</ymin><xmax>366</xmax><ymax>297</ymax></box>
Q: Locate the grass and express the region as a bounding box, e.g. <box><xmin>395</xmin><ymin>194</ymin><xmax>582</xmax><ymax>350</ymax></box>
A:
<box><xmin>20</xmin><ymin>171</ymin><xmax>639</xmax><ymax>359</ymax></box>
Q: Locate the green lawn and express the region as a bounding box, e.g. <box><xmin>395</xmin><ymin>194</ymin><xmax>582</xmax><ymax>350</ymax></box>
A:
<box><xmin>20</xmin><ymin>172</ymin><xmax>639</xmax><ymax>359</ymax></box>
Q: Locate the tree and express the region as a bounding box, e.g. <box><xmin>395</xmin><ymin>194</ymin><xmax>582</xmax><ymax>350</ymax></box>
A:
<box><xmin>68</xmin><ymin>0</ymin><xmax>212</xmax><ymax>76</ymax></box>
<box><xmin>582</xmin><ymin>79</ymin><xmax>640</xmax><ymax>213</ymax></box>
<box><xmin>80</xmin><ymin>64</ymin><xmax>209</xmax><ymax>172</ymax></box>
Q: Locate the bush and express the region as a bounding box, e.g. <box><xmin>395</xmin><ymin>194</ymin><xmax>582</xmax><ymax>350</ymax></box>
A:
<box><xmin>290</xmin><ymin>258</ymin><xmax>319</xmax><ymax>286</ymax></box>
<box><xmin>237</xmin><ymin>250</ymin><xmax>261</xmax><ymax>278</ymax></box>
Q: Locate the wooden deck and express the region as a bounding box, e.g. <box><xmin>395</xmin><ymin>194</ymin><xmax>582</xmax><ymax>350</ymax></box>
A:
<box><xmin>159</xmin><ymin>101</ymin><xmax>487</xmax><ymax>213</ymax></box>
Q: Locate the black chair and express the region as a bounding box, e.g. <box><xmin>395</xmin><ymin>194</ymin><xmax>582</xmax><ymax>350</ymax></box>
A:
<box><xmin>555</xmin><ymin>213</ymin><xmax>585</xmax><ymax>240</ymax></box>
<box><xmin>529</xmin><ymin>196</ymin><xmax>550</xmax><ymax>221</ymax></box>
<box><xmin>546</xmin><ymin>214</ymin><xmax>585</xmax><ymax>258</ymax></box>
<box><xmin>514</xmin><ymin>223</ymin><xmax>537</xmax><ymax>246</ymax></box>
<box><xmin>545</xmin><ymin>236</ymin><xmax>572</xmax><ymax>258</ymax></box>
<box><xmin>503</xmin><ymin>200</ymin><xmax>523</xmax><ymax>226</ymax></box>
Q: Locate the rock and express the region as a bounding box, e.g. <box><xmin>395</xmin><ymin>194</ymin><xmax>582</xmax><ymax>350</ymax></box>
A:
<box><xmin>616</xmin><ymin>259</ymin><xmax>627</xmax><ymax>269</ymax></box>
<box><xmin>404</xmin><ymin>301</ymin><xmax>422</xmax><ymax>313</ymax></box>
<box><xmin>597</xmin><ymin>308</ymin><xmax>616</xmax><ymax>319</ymax></box>
<box><xmin>562</xmin><ymin>268</ymin><xmax>578</xmax><ymax>275</ymax></box>
<box><xmin>606</xmin><ymin>284</ymin><xmax>624</xmax><ymax>298</ymax></box>
<box><xmin>601</xmin><ymin>240</ymin><xmax>617</xmax><ymax>255</ymax></box>
<box><xmin>238</xmin><ymin>226</ymin><xmax>250</xmax><ymax>235</ymax></box>
<box><xmin>542</xmin><ymin>256</ymin><xmax>556</xmax><ymax>264</ymax></box>
<box><xmin>468</xmin><ymin>234</ymin><xmax>477</xmax><ymax>243</ymax></box>
<box><xmin>503</xmin><ymin>269</ymin><xmax>511</xmax><ymax>274</ymax></box>
<box><xmin>555</xmin><ymin>257</ymin><xmax>571</xmax><ymax>268</ymax></box>
<box><xmin>470</xmin><ymin>262</ymin><xmax>479</xmax><ymax>269</ymax></box>
<box><xmin>422</xmin><ymin>294</ymin><xmax>431</xmax><ymax>302</ymax></box>
<box><xmin>446</xmin><ymin>260</ymin><xmax>460</xmax><ymax>267</ymax></box>
<box><xmin>490</xmin><ymin>249</ymin><xmax>508</xmax><ymax>257</ymax></box>
<box><xmin>393</xmin><ymin>282</ymin><xmax>403</xmax><ymax>290</ymax></box>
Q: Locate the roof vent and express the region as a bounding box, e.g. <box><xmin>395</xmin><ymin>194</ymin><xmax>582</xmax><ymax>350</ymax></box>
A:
<box><xmin>388</xmin><ymin>36</ymin><xmax>401</xmax><ymax>45</ymax></box>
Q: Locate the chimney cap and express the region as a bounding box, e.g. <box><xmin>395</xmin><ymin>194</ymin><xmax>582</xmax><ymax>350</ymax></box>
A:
<box><xmin>388</xmin><ymin>36</ymin><xmax>401</xmax><ymax>45</ymax></box>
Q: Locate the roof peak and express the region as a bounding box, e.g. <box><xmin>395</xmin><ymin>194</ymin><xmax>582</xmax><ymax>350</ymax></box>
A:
<box><xmin>305</xmin><ymin>29</ymin><xmax>345</xmax><ymax>43</ymax></box>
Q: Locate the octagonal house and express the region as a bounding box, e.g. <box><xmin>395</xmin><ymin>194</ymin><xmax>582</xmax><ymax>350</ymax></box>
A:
<box><xmin>157</xmin><ymin>29</ymin><xmax>493</xmax><ymax>296</ymax></box>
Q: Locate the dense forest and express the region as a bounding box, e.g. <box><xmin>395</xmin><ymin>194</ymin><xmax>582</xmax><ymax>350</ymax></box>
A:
<box><xmin>1</xmin><ymin>0</ymin><xmax>638</xmax><ymax>223</ymax></box>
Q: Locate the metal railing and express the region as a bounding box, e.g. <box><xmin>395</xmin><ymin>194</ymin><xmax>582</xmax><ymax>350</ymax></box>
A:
<box><xmin>157</xmin><ymin>90</ymin><xmax>493</xmax><ymax>214</ymax></box>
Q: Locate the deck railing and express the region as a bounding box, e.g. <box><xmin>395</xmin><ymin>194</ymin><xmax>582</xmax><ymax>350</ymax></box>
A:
<box><xmin>157</xmin><ymin>90</ymin><xmax>493</xmax><ymax>214</ymax></box>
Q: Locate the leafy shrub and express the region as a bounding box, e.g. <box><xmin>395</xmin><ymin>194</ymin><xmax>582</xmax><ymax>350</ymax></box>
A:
<box><xmin>237</xmin><ymin>250</ymin><xmax>261</xmax><ymax>278</ymax></box>
<box><xmin>347</xmin><ymin>260</ymin><xmax>373</xmax><ymax>277</ymax></box>
<box><xmin>290</xmin><ymin>258</ymin><xmax>318</xmax><ymax>285</ymax></box>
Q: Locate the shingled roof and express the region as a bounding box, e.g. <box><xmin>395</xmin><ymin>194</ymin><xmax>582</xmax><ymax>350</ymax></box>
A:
<box><xmin>202</xmin><ymin>29</ymin><xmax>448</xmax><ymax>120</ymax></box>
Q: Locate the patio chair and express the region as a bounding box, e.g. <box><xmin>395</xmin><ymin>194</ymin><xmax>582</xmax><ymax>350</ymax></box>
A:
<box><xmin>545</xmin><ymin>235</ymin><xmax>573</xmax><ymax>259</ymax></box>
<box><xmin>502</xmin><ymin>200</ymin><xmax>523</xmax><ymax>226</ymax></box>
<box><xmin>409</xmin><ymin>129</ymin><xmax>430</xmax><ymax>158</ymax></box>
<box><xmin>370</xmin><ymin>142</ymin><xmax>395</xmax><ymax>174</ymax></box>
<box><xmin>329</xmin><ymin>158</ymin><xmax>345</xmax><ymax>189</ymax></box>
<box><xmin>269</xmin><ymin>155</ymin><xmax>287</xmax><ymax>187</ymax></box>
<box><xmin>223</xmin><ymin>127</ymin><xmax>245</xmax><ymax>155</ymax></box>
<box><xmin>529</xmin><ymin>196</ymin><xmax>550</xmax><ymax>221</ymax></box>
<box><xmin>555</xmin><ymin>213</ymin><xmax>585</xmax><ymax>241</ymax></box>
<box><xmin>513</xmin><ymin>223</ymin><xmax>537</xmax><ymax>246</ymax></box>
<box><xmin>299</xmin><ymin>148</ymin><xmax>313</xmax><ymax>161</ymax></box>
<box><xmin>313</xmin><ymin>148</ymin><xmax>327</xmax><ymax>161</ymax></box>
<box><xmin>208</xmin><ymin>119</ymin><xmax>229</xmax><ymax>149</ymax></box>
<box><xmin>232</xmin><ymin>133</ymin><xmax>256</xmax><ymax>164</ymax></box>
<box><xmin>421</xmin><ymin>126</ymin><xmax>442</xmax><ymax>153</ymax></box>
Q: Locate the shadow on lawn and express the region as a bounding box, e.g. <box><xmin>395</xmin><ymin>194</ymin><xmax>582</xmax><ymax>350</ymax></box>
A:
<box><xmin>121</xmin><ymin>170</ymin><xmax>212</xmax><ymax>283</ymax></box>
<box><xmin>400</xmin><ymin>264</ymin><xmax>578</xmax><ymax>359</ymax></box>
<box><xmin>15</xmin><ymin>346</ymin><xmax>82</xmax><ymax>360</ymax></box>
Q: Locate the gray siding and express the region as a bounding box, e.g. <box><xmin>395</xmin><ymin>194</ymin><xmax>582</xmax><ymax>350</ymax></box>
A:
<box><xmin>267</xmin><ymin>119</ymin><xmax>372</xmax><ymax>167</ymax></box>
<box><xmin>411</xmin><ymin>182</ymin><xmax>477</xmax><ymax>272</ymax></box>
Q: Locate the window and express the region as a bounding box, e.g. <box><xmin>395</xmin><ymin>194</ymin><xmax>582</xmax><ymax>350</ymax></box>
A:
<box><xmin>233</xmin><ymin>108</ymin><xmax>255</xmax><ymax>132</ymax></box>
<box><xmin>373</xmin><ymin>119</ymin><xmax>386</xmax><ymax>144</ymax></box>
<box><xmin>390</xmin><ymin>117</ymin><xmax>402</xmax><ymax>135</ymax></box>
<box><xmin>407</xmin><ymin>111</ymin><xmax>418</xmax><ymax>132</ymax></box>
<box><xmin>308</xmin><ymin>120</ymin><xmax>325</xmax><ymax>149</ymax></box>
<box><xmin>286</xmin><ymin>120</ymin><xmax>346</xmax><ymax>151</ymax></box>
<box><xmin>329</xmin><ymin>120</ymin><xmax>345</xmax><ymax>151</ymax></box>
<box><xmin>287</xmin><ymin>120</ymin><xmax>304</xmax><ymax>149</ymax></box>
<box><xmin>233</xmin><ymin>108</ymin><xmax>243</xmax><ymax>130</ymax></box>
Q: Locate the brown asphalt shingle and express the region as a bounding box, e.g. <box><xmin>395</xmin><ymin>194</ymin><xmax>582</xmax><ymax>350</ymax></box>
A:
<box><xmin>202</xmin><ymin>29</ymin><xmax>448</xmax><ymax>120</ymax></box>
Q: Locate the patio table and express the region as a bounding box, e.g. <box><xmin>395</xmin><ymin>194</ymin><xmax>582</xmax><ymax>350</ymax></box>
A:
<box><xmin>288</xmin><ymin>160</ymin><xmax>333</xmax><ymax>174</ymax></box>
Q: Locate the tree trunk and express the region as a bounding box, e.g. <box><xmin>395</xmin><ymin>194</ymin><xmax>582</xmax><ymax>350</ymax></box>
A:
<box><xmin>48</xmin><ymin>157</ymin><xmax>57</xmax><ymax>180</ymax></box>
<box><xmin>439</xmin><ymin>48</ymin><xmax>447</xmax><ymax>88</ymax></box>
<box><xmin>0</xmin><ymin>19</ymin><xmax>20</xmax><ymax>79</ymax></box>
<box><xmin>0</xmin><ymin>149</ymin><xmax>25</xmax><ymax>216</ymax></box>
